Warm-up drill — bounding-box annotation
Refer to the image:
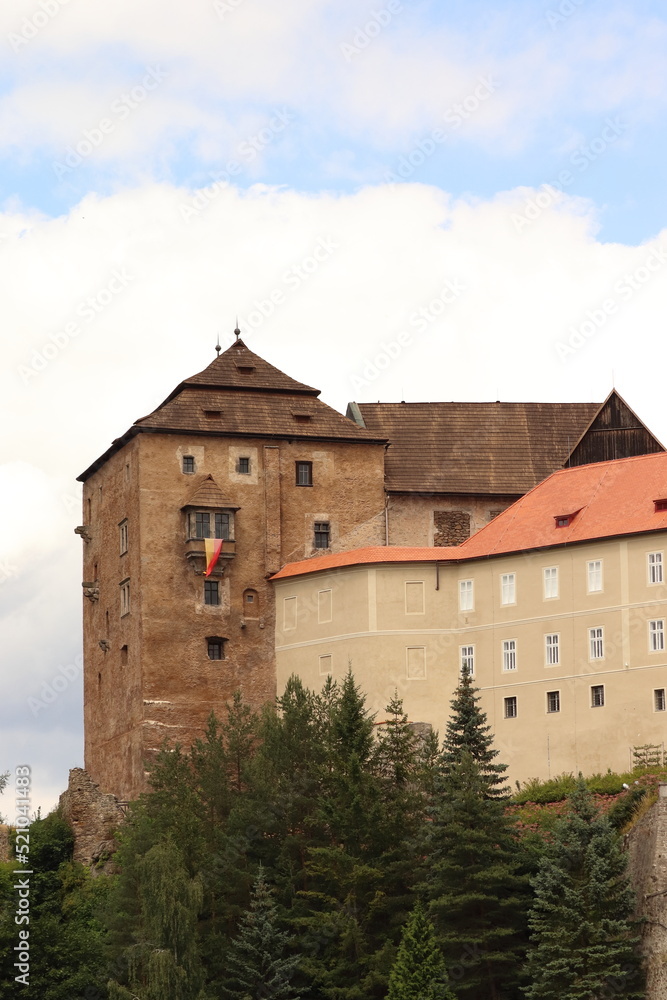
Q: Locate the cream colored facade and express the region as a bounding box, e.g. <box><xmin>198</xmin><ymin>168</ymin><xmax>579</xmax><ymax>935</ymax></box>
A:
<box><xmin>274</xmin><ymin>534</ymin><xmax>667</xmax><ymax>786</ymax></box>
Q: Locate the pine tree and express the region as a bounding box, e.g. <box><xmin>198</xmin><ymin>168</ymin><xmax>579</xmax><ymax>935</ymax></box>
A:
<box><xmin>387</xmin><ymin>900</ymin><xmax>456</xmax><ymax>1000</ymax></box>
<box><xmin>523</xmin><ymin>779</ymin><xmax>644</xmax><ymax>1000</ymax></box>
<box><xmin>426</xmin><ymin>752</ymin><xmax>529</xmax><ymax>1000</ymax></box>
<box><xmin>222</xmin><ymin>867</ymin><xmax>302</xmax><ymax>1000</ymax></box>
<box><xmin>439</xmin><ymin>665</ymin><xmax>507</xmax><ymax>796</ymax></box>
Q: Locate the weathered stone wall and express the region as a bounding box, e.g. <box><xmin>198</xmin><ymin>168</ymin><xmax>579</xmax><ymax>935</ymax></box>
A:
<box><xmin>58</xmin><ymin>768</ymin><xmax>125</xmax><ymax>871</ymax></box>
<box><xmin>81</xmin><ymin>430</ymin><xmax>386</xmax><ymax>802</ymax></box>
<box><xmin>387</xmin><ymin>493</ymin><xmax>519</xmax><ymax>546</ymax></box>
<box><xmin>624</xmin><ymin>787</ymin><xmax>667</xmax><ymax>999</ymax></box>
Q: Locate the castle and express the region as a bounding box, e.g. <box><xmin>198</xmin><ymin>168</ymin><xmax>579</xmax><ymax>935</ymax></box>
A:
<box><xmin>76</xmin><ymin>336</ymin><xmax>665</xmax><ymax>800</ymax></box>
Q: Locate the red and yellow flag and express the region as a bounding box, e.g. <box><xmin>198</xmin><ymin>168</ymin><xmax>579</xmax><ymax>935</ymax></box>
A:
<box><xmin>204</xmin><ymin>537</ymin><xmax>223</xmax><ymax>577</ymax></box>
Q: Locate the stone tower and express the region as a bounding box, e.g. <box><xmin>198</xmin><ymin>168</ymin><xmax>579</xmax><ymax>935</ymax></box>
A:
<box><xmin>77</xmin><ymin>338</ymin><xmax>387</xmax><ymax>801</ymax></box>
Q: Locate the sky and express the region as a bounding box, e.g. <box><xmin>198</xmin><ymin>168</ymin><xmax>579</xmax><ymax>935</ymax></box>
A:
<box><xmin>1</xmin><ymin>0</ymin><xmax>667</xmax><ymax>818</ymax></box>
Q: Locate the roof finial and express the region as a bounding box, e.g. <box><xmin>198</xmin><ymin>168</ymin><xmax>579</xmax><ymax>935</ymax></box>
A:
<box><xmin>234</xmin><ymin>317</ymin><xmax>241</xmax><ymax>341</ymax></box>
<box><xmin>215</xmin><ymin>334</ymin><xmax>221</xmax><ymax>356</ymax></box>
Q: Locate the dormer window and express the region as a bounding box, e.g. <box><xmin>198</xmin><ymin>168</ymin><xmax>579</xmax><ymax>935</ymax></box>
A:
<box><xmin>554</xmin><ymin>509</ymin><xmax>580</xmax><ymax>527</ymax></box>
<box><xmin>292</xmin><ymin>411</ymin><xmax>313</xmax><ymax>422</ymax></box>
<box><xmin>655</xmin><ymin>499</ymin><xmax>667</xmax><ymax>512</ymax></box>
<box><xmin>236</xmin><ymin>364</ymin><xmax>255</xmax><ymax>374</ymax></box>
<box><xmin>203</xmin><ymin>410</ymin><xmax>222</xmax><ymax>419</ymax></box>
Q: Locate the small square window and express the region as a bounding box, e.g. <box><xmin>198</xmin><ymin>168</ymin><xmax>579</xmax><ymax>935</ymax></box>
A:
<box><xmin>296</xmin><ymin>461</ymin><xmax>313</xmax><ymax>486</ymax></box>
<box><xmin>238</xmin><ymin>457</ymin><xmax>250</xmax><ymax>474</ymax></box>
<box><xmin>314</xmin><ymin>521</ymin><xmax>330</xmax><ymax>549</ymax></box>
<box><xmin>591</xmin><ymin>684</ymin><xmax>605</xmax><ymax>708</ymax></box>
<box><xmin>119</xmin><ymin>519</ymin><xmax>128</xmax><ymax>555</ymax></box>
<box><xmin>654</xmin><ymin>688</ymin><xmax>666</xmax><ymax>712</ymax></box>
<box><xmin>459</xmin><ymin>579</ymin><xmax>473</xmax><ymax>611</ymax></box>
<box><xmin>504</xmin><ymin>696</ymin><xmax>517</xmax><ymax>719</ymax></box>
<box><xmin>207</xmin><ymin>637</ymin><xmax>225</xmax><ymax>660</ymax></box>
<box><xmin>204</xmin><ymin>580</ymin><xmax>220</xmax><ymax>606</ymax></box>
<box><xmin>546</xmin><ymin>690</ymin><xmax>560</xmax><ymax>713</ymax></box>
<box><xmin>183</xmin><ymin>455</ymin><xmax>195</xmax><ymax>474</ymax></box>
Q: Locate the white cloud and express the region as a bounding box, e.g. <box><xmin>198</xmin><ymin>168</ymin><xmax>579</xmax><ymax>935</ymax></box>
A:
<box><xmin>3</xmin><ymin>177</ymin><xmax>667</xmax><ymax>813</ymax></box>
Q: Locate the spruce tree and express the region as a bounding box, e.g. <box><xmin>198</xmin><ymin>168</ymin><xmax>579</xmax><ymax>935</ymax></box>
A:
<box><xmin>523</xmin><ymin>779</ymin><xmax>644</xmax><ymax>1000</ymax></box>
<box><xmin>426</xmin><ymin>752</ymin><xmax>529</xmax><ymax>1000</ymax></box>
<box><xmin>222</xmin><ymin>867</ymin><xmax>302</xmax><ymax>1000</ymax></box>
<box><xmin>440</xmin><ymin>665</ymin><xmax>507</xmax><ymax>796</ymax></box>
<box><xmin>387</xmin><ymin>900</ymin><xmax>456</xmax><ymax>1000</ymax></box>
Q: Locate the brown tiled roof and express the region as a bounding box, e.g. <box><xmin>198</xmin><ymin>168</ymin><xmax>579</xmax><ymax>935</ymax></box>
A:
<box><xmin>181</xmin><ymin>475</ymin><xmax>239</xmax><ymax>510</ymax></box>
<box><xmin>135</xmin><ymin>387</ymin><xmax>384</xmax><ymax>441</ymax></box>
<box><xmin>171</xmin><ymin>338</ymin><xmax>318</xmax><ymax>397</ymax></box>
<box><xmin>355</xmin><ymin>401</ymin><xmax>602</xmax><ymax>495</ymax></box>
<box><xmin>78</xmin><ymin>341</ymin><xmax>384</xmax><ymax>480</ymax></box>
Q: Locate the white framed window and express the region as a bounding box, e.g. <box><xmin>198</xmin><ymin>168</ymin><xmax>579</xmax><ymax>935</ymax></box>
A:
<box><xmin>502</xmin><ymin>639</ymin><xmax>516</xmax><ymax>671</ymax></box>
<box><xmin>589</xmin><ymin>626</ymin><xmax>604</xmax><ymax>660</ymax></box>
<box><xmin>545</xmin><ymin>633</ymin><xmax>560</xmax><ymax>666</ymax></box>
<box><xmin>460</xmin><ymin>645</ymin><xmax>475</xmax><ymax>676</ymax></box>
<box><xmin>543</xmin><ymin>566</ymin><xmax>559</xmax><ymax>599</ymax></box>
<box><xmin>500</xmin><ymin>573</ymin><xmax>516</xmax><ymax>605</ymax></box>
<box><xmin>120</xmin><ymin>579</ymin><xmax>130</xmax><ymax>617</ymax></box>
<box><xmin>654</xmin><ymin>688</ymin><xmax>666</xmax><ymax>712</ymax></box>
<box><xmin>459</xmin><ymin>579</ymin><xmax>473</xmax><ymax>611</ymax></box>
<box><xmin>587</xmin><ymin>559</ymin><xmax>603</xmax><ymax>593</ymax></box>
<box><xmin>546</xmin><ymin>690</ymin><xmax>560</xmax><ymax>713</ymax></box>
<box><xmin>591</xmin><ymin>684</ymin><xmax>605</xmax><ymax>708</ymax></box>
<box><xmin>119</xmin><ymin>519</ymin><xmax>128</xmax><ymax>555</ymax></box>
<box><xmin>504</xmin><ymin>696</ymin><xmax>517</xmax><ymax>719</ymax></box>
<box><xmin>649</xmin><ymin>619</ymin><xmax>665</xmax><ymax>652</ymax></box>
<box><xmin>648</xmin><ymin>551</ymin><xmax>664</xmax><ymax>585</ymax></box>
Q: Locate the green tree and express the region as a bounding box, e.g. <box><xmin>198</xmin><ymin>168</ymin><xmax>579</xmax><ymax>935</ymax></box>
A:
<box><xmin>426</xmin><ymin>752</ymin><xmax>529</xmax><ymax>1000</ymax></box>
<box><xmin>0</xmin><ymin>811</ymin><xmax>111</xmax><ymax>999</ymax></box>
<box><xmin>439</xmin><ymin>665</ymin><xmax>508</xmax><ymax>796</ymax></box>
<box><xmin>222</xmin><ymin>867</ymin><xmax>302</xmax><ymax>1000</ymax></box>
<box><xmin>387</xmin><ymin>900</ymin><xmax>456</xmax><ymax>1000</ymax></box>
<box><xmin>108</xmin><ymin>839</ymin><xmax>204</xmax><ymax>1000</ymax></box>
<box><xmin>523</xmin><ymin>779</ymin><xmax>644</xmax><ymax>1000</ymax></box>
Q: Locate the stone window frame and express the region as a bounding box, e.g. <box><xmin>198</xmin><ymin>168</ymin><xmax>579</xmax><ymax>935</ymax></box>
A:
<box><xmin>206</xmin><ymin>636</ymin><xmax>226</xmax><ymax>660</ymax></box>
<box><xmin>120</xmin><ymin>579</ymin><xmax>130</xmax><ymax>617</ymax></box>
<box><xmin>119</xmin><ymin>518</ymin><xmax>128</xmax><ymax>555</ymax></box>
<box><xmin>204</xmin><ymin>580</ymin><xmax>220</xmax><ymax>606</ymax></box>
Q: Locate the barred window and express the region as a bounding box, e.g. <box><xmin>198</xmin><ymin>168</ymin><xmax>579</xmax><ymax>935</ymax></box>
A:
<box><xmin>591</xmin><ymin>684</ymin><xmax>605</xmax><ymax>708</ymax></box>
<box><xmin>546</xmin><ymin>690</ymin><xmax>560</xmax><ymax>713</ymax></box>
<box><xmin>504</xmin><ymin>696</ymin><xmax>517</xmax><ymax>719</ymax></box>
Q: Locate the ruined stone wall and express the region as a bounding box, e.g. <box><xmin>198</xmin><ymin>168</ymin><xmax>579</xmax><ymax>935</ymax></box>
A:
<box><xmin>624</xmin><ymin>788</ymin><xmax>667</xmax><ymax>999</ymax></box>
<box><xmin>58</xmin><ymin>768</ymin><xmax>124</xmax><ymax>871</ymax></box>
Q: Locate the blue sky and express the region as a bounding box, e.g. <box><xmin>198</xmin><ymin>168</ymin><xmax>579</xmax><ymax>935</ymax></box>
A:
<box><xmin>1</xmin><ymin>0</ymin><xmax>667</xmax><ymax>815</ymax></box>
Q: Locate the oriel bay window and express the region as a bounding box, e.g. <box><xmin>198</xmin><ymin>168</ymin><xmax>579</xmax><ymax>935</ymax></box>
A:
<box><xmin>190</xmin><ymin>510</ymin><xmax>231</xmax><ymax>540</ymax></box>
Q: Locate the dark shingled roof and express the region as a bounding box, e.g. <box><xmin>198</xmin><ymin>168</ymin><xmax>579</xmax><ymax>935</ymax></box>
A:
<box><xmin>78</xmin><ymin>339</ymin><xmax>385</xmax><ymax>481</ymax></box>
<box><xmin>355</xmin><ymin>401</ymin><xmax>602</xmax><ymax>495</ymax></box>
<box><xmin>181</xmin><ymin>475</ymin><xmax>239</xmax><ymax>510</ymax></box>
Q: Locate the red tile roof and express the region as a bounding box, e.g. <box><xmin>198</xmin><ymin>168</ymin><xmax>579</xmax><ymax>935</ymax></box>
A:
<box><xmin>272</xmin><ymin>546</ymin><xmax>460</xmax><ymax>580</ymax></box>
<box><xmin>271</xmin><ymin>453</ymin><xmax>667</xmax><ymax>578</ymax></box>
